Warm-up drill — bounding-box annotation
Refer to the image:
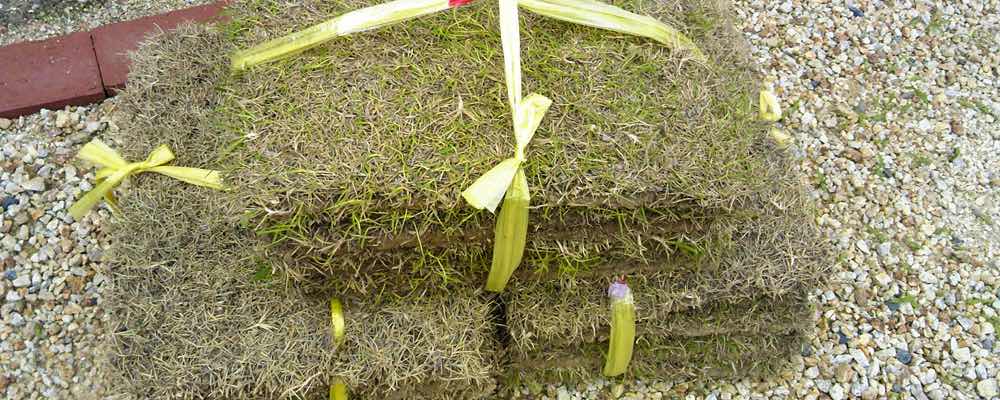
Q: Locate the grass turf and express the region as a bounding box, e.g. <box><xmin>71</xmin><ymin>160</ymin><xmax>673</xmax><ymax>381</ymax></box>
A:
<box><xmin>97</xmin><ymin>0</ymin><xmax>831</xmax><ymax>392</ymax></box>
<box><xmin>219</xmin><ymin>0</ymin><xmax>769</xmax><ymax>217</ymax></box>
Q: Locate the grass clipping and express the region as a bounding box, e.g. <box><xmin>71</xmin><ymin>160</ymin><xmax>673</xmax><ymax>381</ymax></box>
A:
<box><xmin>94</xmin><ymin>0</ymin><xmax>803</xmax><ymax>288</ymax></box>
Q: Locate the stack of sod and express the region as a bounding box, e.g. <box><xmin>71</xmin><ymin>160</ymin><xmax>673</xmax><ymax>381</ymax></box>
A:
<box><xmin>95</xmin><ymin>0</ymin><xmax>830</xmax><ymax>394</ymax></box>
<box><xmin>506</xmin><ymin>289</ymin><xmax>810</xmax><ymax>384</ymax></box>
<box><xmin>123</xmin><ymin>0</ymin><xmax>790</xmax><ymax>292</ymax></box>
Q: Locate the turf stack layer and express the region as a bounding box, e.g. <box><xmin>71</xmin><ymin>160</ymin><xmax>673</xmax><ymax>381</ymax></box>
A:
<box><xmin>506</xmin><ymin>294</ymin><xmax>808</xmax><ymax>385</ymax></box>
<box><xmin>105</xmin><ymin>0</ymin><xmax>803</xmax><ymax>293</ymax></box>
<box><xmin>504</xmin><ymin>262</ymin><xmax>817</xmax><ymax>385</ymax></box>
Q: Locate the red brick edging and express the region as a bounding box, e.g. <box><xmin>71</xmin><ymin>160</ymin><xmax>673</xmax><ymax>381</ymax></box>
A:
<box><xmin>0</xmin><ymin>2</ymin><xmax>228</xmax><ymax>119</ymax></box>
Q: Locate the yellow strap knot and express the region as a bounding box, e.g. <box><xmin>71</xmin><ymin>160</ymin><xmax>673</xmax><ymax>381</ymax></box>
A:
<box><xmin>460</xmin><ymin>95</ymin><xmax>550</xmax><ymax>293</ymax></box>
<box><xmin>460</xmin><ymin>94</ymin><xmax>551</xmax><ymax>213</ymax></box>
<box><xmin>68</xmin><ymin>140</ymin><xmax>225</xmax><ymax>220</ymax></box>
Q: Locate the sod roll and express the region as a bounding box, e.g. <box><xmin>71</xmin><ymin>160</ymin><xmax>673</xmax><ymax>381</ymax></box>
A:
<box><xmin>106</xmin><ymin>0</ymin><xmax>799</xmax><ymax>289</ymax></box>
<box><xmin>216</xmin><ymin>0</ymin><xmax>775</xmax><ymax>231</ymax></box>
<box><xmin>284</xmin><ymin>172</ymin><xmax>826</xmax><ymax>292</ymax></box>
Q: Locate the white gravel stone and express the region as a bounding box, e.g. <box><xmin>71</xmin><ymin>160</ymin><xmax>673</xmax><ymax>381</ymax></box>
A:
<box><xmin>978</xmin><ymin>379</ymin><xmax>999</xmax><ymax>398</ymax></box>
<box><xmin>952</xmin><ymin>347</ymin><xmax>972</xmax><ymax>363</ymax></box>
<box><xmin>5</xmin><ymin>290</ymin><xmax>22</xmax><ymax>302</ymax></box>
<box><xmin>0</xmin><ymin>103</ymin><xmax>113</xmax><ymax>399</ymax></box>
<box><xmin>12</xmin><ymin>276</ymin><xmax>30</xmax><ymax>288</ymax></box>
<box><xmin>21</xmin><ymin>176</ymin><xmax>45</xmax><ymax>192</ymax></box>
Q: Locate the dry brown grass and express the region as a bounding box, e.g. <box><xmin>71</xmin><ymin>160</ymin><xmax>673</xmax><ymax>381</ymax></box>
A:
<box><xmin>506</xmin><ymin>281</ymin><xmax>813</xmax><ymax>353</ymax></box>
<box><xmin>104</xmin><ymin>0</ymin><xmax>816</xmax><ymax>288</ymax></box>
<box><xmin>105</xmin><ymin>29</ymin><xmax>500</xmax><ymax>394</ymax></box>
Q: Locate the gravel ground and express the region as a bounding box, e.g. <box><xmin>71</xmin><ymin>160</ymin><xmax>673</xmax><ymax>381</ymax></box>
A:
<box><xmin>0</xmin><ymin>0</ymin><xmax>211</xmax><ymax>46</ymax></box>
<box><xmin>0</xmin><ymin>0</ymin><xmax>108</xmax><ymax>30</ymax></box>
<box><xmin>1</xmin><ymin>105</ymin><xmax>115</xmax><ymax>398</ymax></box>
<box><xmin>2</xmin><ymin>0</ymin><xmax>999</xmax><ymax>399</ymax></box>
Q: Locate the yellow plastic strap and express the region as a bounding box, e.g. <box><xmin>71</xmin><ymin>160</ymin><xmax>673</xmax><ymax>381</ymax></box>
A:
<box><xmin>68</xmin><ymin>140</ymin><xmax>225</xmax><ymax>220</ymax></box>
<box><xmin>461</xmin><ymin>0</ymin><xmax>556</xmax><ymax>292</ymax></box>
<box><xmin>759</xmin><ymin>88</ymin><xmax>782</xmax><ymax>122</ymax></box>
<box><xmin>231</xmin><ymin>0</ymin><xmax>457</xmax><ymax>70</ymax></box>
<box><xmin>330</xmin><ymin>298</ymin><xmax>346</xmax><ymax>345</ymax></box>
<box><xmin>329</xmin><ymin>298</ymin><xmax>348</xmax><ymax>400</ymax></box>
<box><xmin>518</xmin><ymin>0</ymin><xmax>707</xmax><ymax>63</ymax></box>
<box><xmin>603</xmin><ymin>280</ymin><xmax>635</xmax><ymax>376</ymax></box>
<box><xmin>484</xmin><ymin>167</ymin><xmax>529</xmax><ymax>292</ymax></box>
<box><xmin>499</xmin><ymin>0</ymin><xmax>522</xmax><ymax>113</ymax></box>
<box><xmin>329</xmin><ymin>380</ymin><xmax>348</xmax><ymax>400</ymax></box>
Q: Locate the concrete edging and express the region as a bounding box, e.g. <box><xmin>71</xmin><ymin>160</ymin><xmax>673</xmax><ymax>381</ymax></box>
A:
<box><xmin>0</xmin><ymin>1</ymin><xmax>228</xmax><ymax>119</ymax></box>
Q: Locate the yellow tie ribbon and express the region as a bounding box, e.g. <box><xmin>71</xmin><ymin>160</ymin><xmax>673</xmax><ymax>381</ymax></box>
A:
<box><xmin>460</xmin><ymin>94</ymin><xmax>551</xmax><ymax>212</ymax></box>
<box><xmin>460</xmin><ymin>0</ymin><xmax>553</xmax><ymax>293</ymax></box>
<box><xmin>67</xmin><ymin>140</ymin><xmax>225</xmax><ymax>220</ymax></box>
<box><xmin>759</xmin><ymin>88</ymin><xmax>782</xmax><ymax>122</ymax></box>
<box><xmin>769</xmin><ymin>127</ymin><xmax>792</xmax><ymax>148</ymax></box>
<box><xmin>231</xmin><ymin>0</ymin><xmax>706</xmax><ymax>71</ymax></box>
<box><xmin>329</xmin><ymin>299</ymin><xmax>348</xmax><ymax>400</ymax></box>
<box><xmin>460</xmin><ymin>94</ymin><xmax>550</xmax><ymax>292</ymax></box>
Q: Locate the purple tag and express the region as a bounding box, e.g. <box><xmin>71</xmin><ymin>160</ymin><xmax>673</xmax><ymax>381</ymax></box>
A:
<box><xmin>608</xmin><ymin>281</ymin><xmax>631</xmax><ymax>300</ymax></box>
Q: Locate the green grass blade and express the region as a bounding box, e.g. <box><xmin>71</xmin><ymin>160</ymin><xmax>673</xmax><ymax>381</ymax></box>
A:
<box><xmin>603</xmin><ymin>280</ymin><xmax>635</xmax><ymax>376</ymax></box>
<box><xmin>518</xmin><ymin>0</ymin><xmax>706</xmax><ymax>63</ymax></box>
<box><xmin>485</xmin><ymin>168</ymin><xmax>529</xmax><ymax>292</ymax></box>
<box><xmin>231</xmin><ymin>0</ymin><xmax>453</xmax><ymax>71</ymax></box>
